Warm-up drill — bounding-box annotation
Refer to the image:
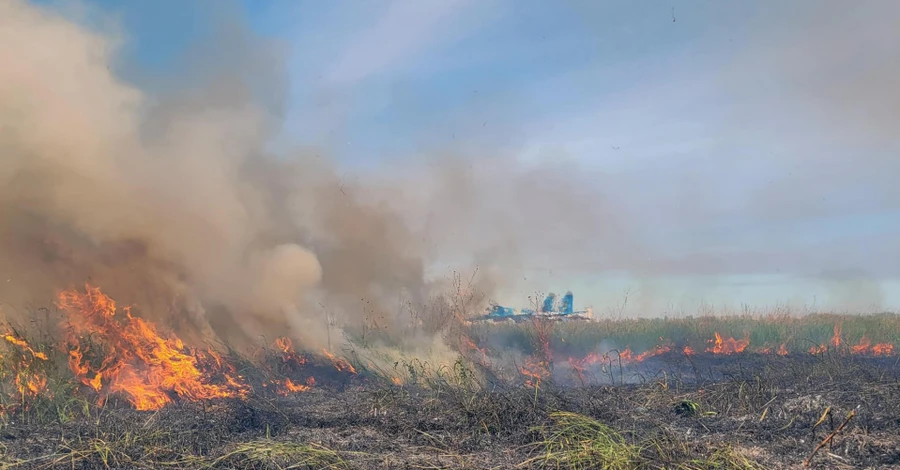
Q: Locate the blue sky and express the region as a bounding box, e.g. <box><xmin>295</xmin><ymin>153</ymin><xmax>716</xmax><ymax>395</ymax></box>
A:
<box><xmin>38</xmin><ymin>0</ymin><xmax>900</xmax><ymax>313</ymax></box>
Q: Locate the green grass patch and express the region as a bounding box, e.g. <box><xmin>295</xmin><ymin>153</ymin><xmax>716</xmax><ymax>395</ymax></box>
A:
<box><xmin>520</xmin><ymin>411</ymin><xmax>641</xmax><ymax>470</ymax></box>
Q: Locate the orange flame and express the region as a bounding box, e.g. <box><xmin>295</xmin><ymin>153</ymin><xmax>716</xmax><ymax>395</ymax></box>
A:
<box><xmin>831</xmin><ymin>323</ymin><xmax>842</xmax><ymax>348</ymax></box>
<box><xmin>274</xmin><ymin>337</ymin><xmax>307</xmax><ymax>366</ymax></box>
<box><xmin>322</xmin><ymin>349</ymin><xmax>357</xmax><ymax>374</ymax></box>
<box><xmin>635</xmin><ymin>344</ymin><xmax>672</xmax><ymax>361</ymax></box>
<box><xmin>15</xmin><ymin>373</ymin><xmax>48</xmax><ymax>400</ymax></box>
<box><xmin>706</xmin><ymin>332</ymin><xmax>750</xmax><ymax>355</ymax></box>
<box><xmin>3</xmin><ymin>334</ymin><xmax>48</xmax><ymax>361</ymax></box>
<box><xmin>809</xmin><ymin>324</ymin><xmax>850</xmax><ymax>355</ymax></box>
<box><xmin>520</xmin><ymin>356</ymin><xmax>550</xmax><ymax>388</ymax></box>
<box><xmin>1</xmin><ymin>331</ymin><xmax>51</xmax><ymax>402</ymax></box>
<box><xmin>276</xmin><ymin>378</ymin><xmax>311</xmax><ymax>396</ymax></box>
<box><xmin>568</xmin><ymin>352</ymin><xmax>603</xmax><ymax>382</ymax></box>
<box><xmin>57</xmin><ymin>284</ymin><xmax>249</xmax><ymax>411</ymax></box>
<box><xmin>460</xmin><ymin>335</ymin><xmax>489</xmax><ymax>358</ymax></box>
<box><xmin>850</xmin><ymin>335</ymin><xmax>894</xmax><ymax>356</ymax></box>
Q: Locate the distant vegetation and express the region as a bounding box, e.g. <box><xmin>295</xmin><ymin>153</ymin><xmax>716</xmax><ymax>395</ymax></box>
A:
<box><xmin>466</xmin><ymin>312</ymin><xmax>900</xmax><ymax>359</ymax></box>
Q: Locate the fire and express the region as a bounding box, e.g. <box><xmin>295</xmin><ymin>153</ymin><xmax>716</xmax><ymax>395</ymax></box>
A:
<box><xmin>3</xmin><ymin>334</ymin><xmax>49</xmax><ymax>361</ymax></box>
<box><xmin>520</xmin><ymin>356</ymin><xmax>550</xmax><ymax>388</ymax></box>
<box><xmin>274</xmin><ymin>337</ymin><xmax>307</xmax><ymax>366</ymax></box>
<box><xmin>460</xmin><ymin>335</ymin><xmax>489</xmax><ymax>359</ymax></box>
<box><xmin>805</xmin><ymin>324</ymin><xmax>892</xmax><ymax>356</ymax></box>
<box><xmin>4</xmin><ymin>282</ymin><xmax>898</xmax><ymax>414</ymax></box>
<box><xmin>67</xmin><ymin>346</ymin><xmax>103</xmax><ymax>392</ymax></box>
<box><xmin>1</xmin><ymin>331</ymin><xmax>51</xmax><ymax>403</ymax></box>
<box><xmin>612</xmin><ymin>344</ymin><xmax>673</xmax><ymax>364</ymax></box>
<box><xmin>811</xmin><ymin>324</ymin><xmax>844</xmax><ymax>354</ymax></box>
<box><xmin>568</xmin><ymin>352</ymin><xmax>603</xmax><ymax>369</ymax></box>
<box><xmin>706</xmin><ymin>332</ymin><xmax>750</xmax><ymax>355</ymax></box>
<box><xmin>543</xmin><ymin>323</ymin><xmax>895</xmax><ymax>384</ymax></box>
<box><xmin>851</xmin><ymin>335</ymin><xmax>894</xmax><ymax>356</ymax></box>
<box><xmin>16</xmin><ymin>373</ymin><xmax>48</xmax><ymax>399</ymax></box>
<box><xmin>635</xmin><ymin>344</ymin><xmax>672</xmax><ymax>362</ymax></box>
<box><xmin>568</xmin><ymin>352</ymin><xmax>603</xmax><ymax>383</ymax></box>
<box><xmin>57</xmin><ymin>284</ymin><xmax>249</xmax><ymax>411</ymax></box>
<box><xmin>275</xmin><ymin>377</ymin><xmax>312</xmax><ymax>396</ymax></box>
<box><xmin>322</xmin><ymin>349</ymin><xmax>357</xmax><ymax>374</ymax></box>
<box><xmin>831</xmin><ymin>323</ymin><xmax>842</xmax><ymax>348</ymax></box>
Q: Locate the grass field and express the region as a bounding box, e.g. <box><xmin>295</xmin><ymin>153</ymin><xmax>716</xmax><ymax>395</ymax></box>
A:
<box><xmin>0</xmin><ymin>287</ymin><xmax>898</xmax><ymax>469</ymax></box>
<box><xmin>466</xmin><ymin>312</ymin><xmax>900</xmax><ymax>359</ymax></box>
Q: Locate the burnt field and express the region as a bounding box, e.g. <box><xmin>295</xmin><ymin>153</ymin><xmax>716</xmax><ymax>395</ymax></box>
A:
<box><xmin>1</xmin><ymin>346</ymin><xmax>899</xmax><ymax>469</ymax></box>
<box><xmin>6</xmin><ymin>0</ymin><xmax>900</xmax><ymax>467</ymax></box>
<box><xmin>1</xmin><ymin>285</ymin><xmax>899</xmax><ymax>469</ymax></box>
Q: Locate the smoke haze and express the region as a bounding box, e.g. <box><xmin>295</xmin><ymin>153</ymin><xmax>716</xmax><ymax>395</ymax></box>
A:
<box><xmin>1</xmin><ymin>0</ymin><xmax>899</xmax><ymax>353</ymax></box>
<box><xmin>0</xmin><ymin>0</ymin><xmax>456</xmax><ymax>350</ymax></box>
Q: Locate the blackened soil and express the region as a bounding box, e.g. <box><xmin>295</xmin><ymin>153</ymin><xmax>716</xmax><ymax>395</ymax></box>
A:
<box><xmin>1</xmin><ymin>353</ymin><xmax>899</xmax><ymax>469</ymax></box>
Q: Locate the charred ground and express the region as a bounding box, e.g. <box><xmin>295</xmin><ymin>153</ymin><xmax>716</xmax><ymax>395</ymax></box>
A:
<box><xmin>1</xmin><ymin>349</ymin><xmax>898</xmax><ymax>469</ymax></box>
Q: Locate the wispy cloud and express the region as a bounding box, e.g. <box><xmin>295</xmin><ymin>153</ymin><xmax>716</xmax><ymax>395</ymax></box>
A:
<box><xmin>323</xmin><ymin>0</ymin><xmax>481</xmax><ymax>85</ymax></box>
<box><xmin>39</xmin><ymin>0</ymin><xmax>900</xmax><ymax>311</ymax></box>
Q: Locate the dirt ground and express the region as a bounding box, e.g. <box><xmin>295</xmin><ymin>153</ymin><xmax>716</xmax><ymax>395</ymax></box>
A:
<box><xmin>1</xmin><ymin>353</ymin><xmax>898</xmax><ymax>469</ymax></box>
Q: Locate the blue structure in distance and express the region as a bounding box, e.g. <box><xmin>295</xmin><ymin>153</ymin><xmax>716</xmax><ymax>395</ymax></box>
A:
<box><xmin>559</xmin><ymin>291</ymin><xmax>574</xmax><ymax>315</ymax></box>
<box><xmin>476</xmin><ymin>290</ymin><xmax>585</xmax><ymax>322</ymax></box>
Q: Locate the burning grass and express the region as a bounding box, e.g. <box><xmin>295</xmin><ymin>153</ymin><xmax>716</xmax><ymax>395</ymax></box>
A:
<box><xmin>0</xmin><ymin>284</ymin><xmax>899</xmax><ymax>468</ymax></box>
<box><xmin>1</xmin><ymin>351</ymin><xmax>897</xmax><ymax>469</ymax></box>
<box><xmin>467</xmin><ymin>311</ymin><xmax>900</xmax><ymax>364</ymax></box>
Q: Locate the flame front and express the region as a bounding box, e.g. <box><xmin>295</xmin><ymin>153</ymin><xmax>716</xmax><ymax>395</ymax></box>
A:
<box><xmin>57</xmin><ymin>284</ymin><xmax>249</xmax><ymax>410</ymax></box>
<box><xmin>850</xmin><ymin>335</ymin><xmax>894</xmax><ymax>356</ymax></box>
<box><xmin>2</xmin><ymin>282</ymin><xmax>897</xmax><ymax>413</ymax></box>
<box><xmin>706</xmin><ymin>332</ymin><xmax>750</xmax><ymax>355</ymax></box>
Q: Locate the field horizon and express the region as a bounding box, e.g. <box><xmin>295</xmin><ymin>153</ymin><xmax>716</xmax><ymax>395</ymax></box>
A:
<box><xmin>1</xmin><ymin>283</ymin><xmax>898</xmax><ymax>469</ymax></box>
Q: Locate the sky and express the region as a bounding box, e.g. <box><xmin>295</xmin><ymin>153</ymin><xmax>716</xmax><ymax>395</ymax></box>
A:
<box><xmin>30</xmin><ymin>0</ymin><xmax>900</xmax><ymax>314</ymax></box>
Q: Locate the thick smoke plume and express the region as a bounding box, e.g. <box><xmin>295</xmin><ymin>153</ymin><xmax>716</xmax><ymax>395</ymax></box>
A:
<box><xmin>3</xmin><ymin>0</ymin><xmax>897</xmax><ymax>355</ymax></box>
<box><xmin>0</xmin><ymin>0</ymin><xmax>469</xmax><ymax>352</ymax></box>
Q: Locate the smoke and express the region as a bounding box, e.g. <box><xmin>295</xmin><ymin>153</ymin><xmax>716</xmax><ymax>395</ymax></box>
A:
<box><xmin>703</xmin><ymin>1</ymin><xmax>900</xmax><ymax>310</ymax></box>
<box><xmin>0</xmin><ymin>0</ymin><xmax>459</xmax><ymax>351</ymax></box>
<box><xmin>2</xmin><ymin>0</ymin><xmax>897</xmax><ymax>357</ymax></box>
<box><xmin>0</xmin><ymin>0</ymin><xmax>601</xmax><ymax>356</ymax></box>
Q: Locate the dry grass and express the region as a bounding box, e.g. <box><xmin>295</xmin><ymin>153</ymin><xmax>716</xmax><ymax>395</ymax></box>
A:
<box><xmin>520</xmin><ymin>411</ymin><xmax>641</xmax><ymax>470</ymax></box>
<box><xmin>468</xmin><ymin>312</ymin><xmax>900</xmax><ymax>359</ymax></box>
<box><xmin>0</xmin><ymin>306</ymin><xmax>898</xmax><ymax>469</ymax></box>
